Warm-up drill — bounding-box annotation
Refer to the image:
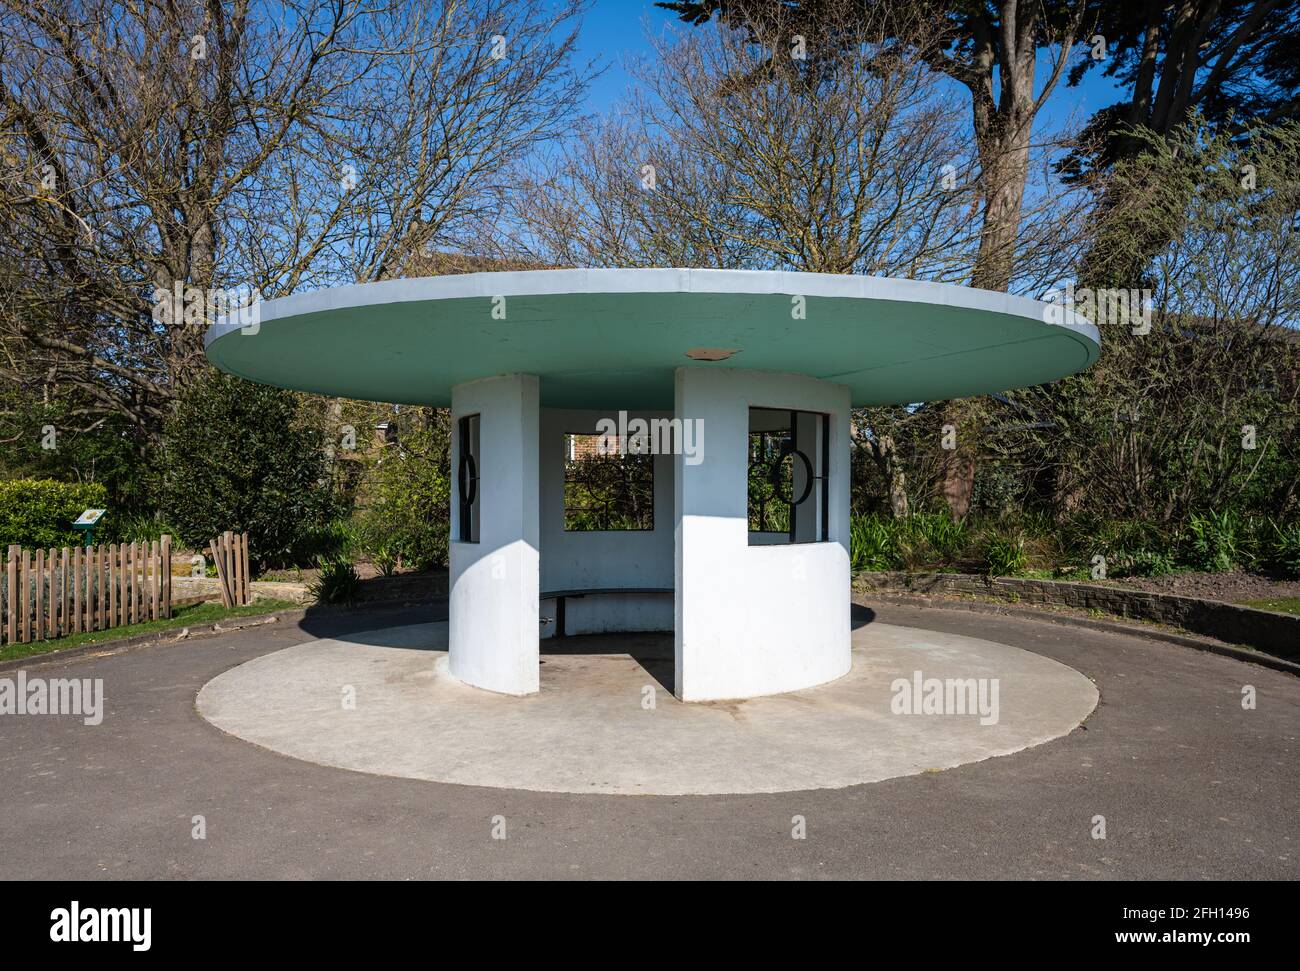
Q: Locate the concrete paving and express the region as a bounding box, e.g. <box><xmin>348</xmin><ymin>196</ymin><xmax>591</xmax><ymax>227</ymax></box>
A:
<box><xmin>0</xmin><ymin>602</ymin><xmax>1296</xmax><ymax>879</ymax></box>
<box><xmin>196</xmin><ymin>622</ymin><xmax>1097</xmax><ymax>794</ymax></box>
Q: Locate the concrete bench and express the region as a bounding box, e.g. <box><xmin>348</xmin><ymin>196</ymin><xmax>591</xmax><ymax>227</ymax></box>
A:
<box><xmin>541</xmin><ymin>587</ymin><xmax>673</xmax><ymax>638</ymax></box>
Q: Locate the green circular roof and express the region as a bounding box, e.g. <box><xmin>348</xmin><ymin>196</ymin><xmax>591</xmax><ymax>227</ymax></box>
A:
<box><xmin>205</xmin><ymin>268</ymin><xmax>1099</xmax><ymax>408</ymax></box>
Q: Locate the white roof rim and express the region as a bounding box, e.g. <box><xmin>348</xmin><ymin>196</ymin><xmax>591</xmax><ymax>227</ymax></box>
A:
<box><xmin>205</xmin><ymin>267</ymin><xmax>1101</xmax><ymax>350</ymax></box>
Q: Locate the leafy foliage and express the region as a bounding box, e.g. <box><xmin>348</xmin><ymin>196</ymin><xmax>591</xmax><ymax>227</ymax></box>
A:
<box><xmin>1267</xmin><ymin>522</ymin><xmax>1300</xmax><ymax>579</ymax></box>
<box><xmin>849</xmin><ymin>510</ymin><xmax>1300</xmax><ymax>580</ymax></box>
<box><xmin>291</xmin><ymin>519</ymin><xmax>358</xmax><ymax>565</ymax></box>
<box><xmin>158</xmin><ymin>370</ymin><xmax>337</xmax><ymax>569</ymax></box>
<box><xmin>0</xmin><ymin>478</ymin><xmax>108</xmax><ymax>548</ymax></box>
<box><xmin>355</xmin><ymin>411</ymin><xmax>451</xmax><ymax>571</ymax></box>
<box><xmin>850</xmin><ymin>515</ymin><xmax>900</xmax><ymax>571</ymax></box>
<box><xmin>986</xmin><ymin>121</ymin><xmax>1300</xmax><ymax>527</ymax></box>
<box><xmin>1181</xmin><ymin>511</ymin><xmax>1245</xmax><ymax>573</ymax></box>
<box><xmin>109</xmin><ymin>513</ymin><xmax>182</xmax><ymax>545</ymax></box>
<box><xmin>0</xmin><ymin>395</ymin><xmax>152</xmax><ymax>515</ymax></box>
<box><xmin>849</xmin><ymin>512</ymin><xmax>975</xmax><ymax>572</ymax></box>
<box><xmin>309</xmin><ymin>557</ymin><xmax>362</xmax><ymax>606</ymax></box>
<box><xmin>564</xmin><ymin>447</ymin><xmax>655</xmax><ymax>531</ymax></box>
<box><xmin>982</xmin><ymin>529</ymin><xmax>1028</xmax><ymax>578</ymax></box>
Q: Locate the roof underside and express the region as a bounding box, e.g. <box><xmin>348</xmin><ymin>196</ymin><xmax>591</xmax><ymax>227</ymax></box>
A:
<box><xmin>205</xmin><ymin>269</ymin><xmax>1100</xmax><ymax>408</ymax></box>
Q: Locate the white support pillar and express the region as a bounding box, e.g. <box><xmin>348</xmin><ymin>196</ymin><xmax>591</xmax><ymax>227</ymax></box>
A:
<box><xmin>674</xmin><ymin>367</ymin><xmax>851</xmax><ymax>701</ymax></box>
<box><xmin>449</xmin><ymin>374</ymin><xmax>540</xmax><ymax>695</ymax></box>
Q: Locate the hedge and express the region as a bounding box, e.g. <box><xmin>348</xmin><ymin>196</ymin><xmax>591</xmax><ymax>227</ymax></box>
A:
<box><xmin>157</xmin><ymin>369</ymin><xmax>337</xmax><ymax>568</ymax></box>
<box><xmin>0</xmin><ymin>479</ymin><xmax>108</xmax><ymax>549</ymax></box>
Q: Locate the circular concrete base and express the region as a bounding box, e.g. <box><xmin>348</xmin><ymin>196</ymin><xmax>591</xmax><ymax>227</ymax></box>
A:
<box><xmin>197</xmin><ymin>621</ymin><xmax>1097</xmax><ymax>795</ymax></box>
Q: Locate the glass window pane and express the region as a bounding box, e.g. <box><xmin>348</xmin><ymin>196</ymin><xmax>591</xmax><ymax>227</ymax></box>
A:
<box><xmin>457</xmin><ymin>414</ymin><xmax>480</xmax><ymax>543</ymax></box>
<box><xmin>748</xmin><ymin>407</ymin><xmax>828</xmax><ymax>544</ymax></box>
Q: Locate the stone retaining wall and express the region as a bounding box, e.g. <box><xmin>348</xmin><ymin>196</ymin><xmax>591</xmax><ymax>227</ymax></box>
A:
<box><xmin>172</xmin><ymin>576</ymin><xmax>312</xmax><ymax>605</ymax></box>
<box><xmin>853</xmin><ymin>571</ymin><xmax>1299</xmax><ymax>660</ymax></box>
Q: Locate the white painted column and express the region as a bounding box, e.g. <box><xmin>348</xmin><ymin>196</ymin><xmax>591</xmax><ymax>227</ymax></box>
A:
<box><xmin>674</xmin><ymin>367</ymin><xmax>851</xmax><ymax>701</ymax></box>
<box><xmin>449</xmin><ymin>374</ymin><xmax>540</xmax><ymax>695</ymax></box>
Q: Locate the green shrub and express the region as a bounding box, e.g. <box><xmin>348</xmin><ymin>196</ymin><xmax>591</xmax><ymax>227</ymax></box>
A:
<box><xmin>158</xmin><ymin>370</ymin><xmax>337</xmax><ymax>569</ymax></box>
<box><xmin>0</xmin><ymin>399</ymin><xmax>153</xmax><ymax>516</ymax></box>
<box><xmin>1053</xmin><ymin>516</ymin><xmax>1179</xmax><ymax>577</ymax></box>
<box><xmin>0</xmin><ymin>479</ymin><xmax>108</xmax><ymax>548</ymax></box>
<box><xmin>1121</xmin><ymin>548</ymin><xmax>1178</xmax><ymax>577</ymax></box>
<box><xmin>1266</xmin><ymin>521</ymin><xmax>1300</xmax><ymax>578</ymax></box>
<box><xmin>1054</xmin><ymin>513</ymin><xmax>1108</xmax><ymax>561</ymax></box>
<box><xmin>357</xmin><ymin>418</ymin><xmax>451</xmax><ymax>571</ymax></box>
<box><xmin>983</xmin><ymin>529</ymin><xmax>1028</xmax><ymax>577</ymax></box>
<box><xmin>368</xmin><ymin>539</ymin><xmax>400</xmax><ymax>577</ymax></box>
<box><xmin>109</xmin><ymin>512</ymin><xmax>182</xmax><ymax>545</ymax></box>
<box><xmin>847</xmin><ymin>510</ymin><xmax>1300</xmax><ymax>580</ymax></box>
<box><xmin>906</xmin><ymin>512</ymin><xmax>970</xmax><ymax>563</ymax></box>
<box><xmin>309</xmin><ymin>557</ymin><xmax>362</xmax><ymax>605</ymax></box>
<box><xmin>1107</xmin><ymin>524</ymin><xmax>1176</xmax><ymax>578</ymax></box>
<box><xmin>849</xmin><ymin>511</ymin><xmax>981</xmax><ymax>572</ymax></box>
<box><xmin>1180</xmin><ymin>511</ymin><xmax>1243</xmax><ymax>572</ymax></box>
<box><xmin>850</xmin><ymin>514</ymin><xmax>899</xmax><ymax>571</ymax></box>
<box><xmin>291</xmin><ymin>519</ymin><xmax>357</xmax><ymax>564</ymax></box>
<box><xmin>1235</xmin><ymin>515</ymin><xmax>1275</xmax><ymax>572</ymax></box>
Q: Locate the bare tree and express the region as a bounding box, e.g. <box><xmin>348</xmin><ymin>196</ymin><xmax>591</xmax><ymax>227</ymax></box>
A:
<box><xmin>504</xmin><ymin>5</ymin><xmax>989</xmax><ymax>276</ymax></box>
<box><xmin>658</xmin><ymin>0</ymin><xmax>1092</xmax><ymax>288</ymax></box>
<box><xmin>0</xmin><ymin>0</ymin><xmax>591</xmax><ymax>446</ymax></box>
<box><xmin>655</xmin><ymin>0</ymin><xmax>1095</xmax><ymax>518</ymax></box>
<box><xmin>497</xmin><ymin>2</ymin><xmax>1088</xmax><ymax>515</ymax></box>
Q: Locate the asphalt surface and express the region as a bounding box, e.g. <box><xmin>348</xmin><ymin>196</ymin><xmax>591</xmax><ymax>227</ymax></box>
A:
<box><xmin>1</xmin><ymin>601</ymin><xmax>1296</xmax><ymax>879</ymax></box>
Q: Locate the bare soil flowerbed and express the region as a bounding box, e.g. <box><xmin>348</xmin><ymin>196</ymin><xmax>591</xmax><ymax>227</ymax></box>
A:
<box><xmin>351</xmin><ymin>569</ymin><xmax>448</xmax><ymax>603</ymax></box>
<box><xmin>1100</xmin><ymin>571</ymin><xmax>1300</xmax><ymax>603</ymax></box>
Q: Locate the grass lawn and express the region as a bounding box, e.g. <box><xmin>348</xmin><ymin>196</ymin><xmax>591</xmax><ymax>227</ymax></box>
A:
<box><xmin>1240</xmin><ymin>597</ymin><xmax>1300</xmax><ymax>617</ymax></box>
<box><xmin>0</xmin><ymin>598</ymin><xmax>299</xmax><ymax>664</ymax></box>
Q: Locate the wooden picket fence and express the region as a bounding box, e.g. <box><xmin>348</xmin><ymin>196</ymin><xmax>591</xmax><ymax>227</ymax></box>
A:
<box><xmin>2</xmin><ymin>537</ymin><xmax>172</xmax><ymax>646</ymax></box>
<box><xmin>209</xmin><ymin>531</ymin><xmax>251</xmax><ymax>608</ymax></box>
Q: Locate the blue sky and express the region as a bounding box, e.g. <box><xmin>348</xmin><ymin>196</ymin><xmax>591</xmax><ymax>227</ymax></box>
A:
<box><xmin>572</xmin><ymin>1</ymin><xmax>1130</xmax><ymax>136</ymax></box>
<box><xmin>572</xmin><ymin>2</ymin><xmax>673</xmax><ymax>112</ymax></box>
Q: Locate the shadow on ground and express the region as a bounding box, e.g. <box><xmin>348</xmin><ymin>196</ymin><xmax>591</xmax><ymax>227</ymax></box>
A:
<box><xmin>294</xmin><ymin>600</ymin><xmax>877</xmax><ymax>695</ymax></box>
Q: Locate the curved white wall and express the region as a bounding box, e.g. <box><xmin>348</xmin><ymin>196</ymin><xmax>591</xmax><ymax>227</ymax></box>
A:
<box><xmin>674</xmin><ymin>367</ymin><xmax>851</xmax><ymax>701</ymax></box>
<box><xmin>448</xmin><ymin>369</ymin><xmax>850</xmax><ymax>702</ymax></box>
<box><xmin>448</xmin><ymin>374</ymin><xmax>540</xmax><ymax>695</ymax></box>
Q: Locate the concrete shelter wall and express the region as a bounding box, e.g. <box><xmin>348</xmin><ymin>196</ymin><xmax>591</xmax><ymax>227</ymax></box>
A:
<box><xmin>674</xmin><ymin>367</ymin><xmax>851</xmax><ymax>701</ymax></box>
<box><xmin>449</xmin><ymin>374</ymin><xmax>540</xmax><ymax>695</ymax></box>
